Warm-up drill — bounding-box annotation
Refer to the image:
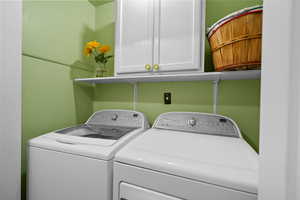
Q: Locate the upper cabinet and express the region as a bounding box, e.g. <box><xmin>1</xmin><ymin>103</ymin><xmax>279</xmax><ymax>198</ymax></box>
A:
<box><xmin>115</xmin><ymin>0</ymin><xmax>205</xmax><ymax>76</ymax></box>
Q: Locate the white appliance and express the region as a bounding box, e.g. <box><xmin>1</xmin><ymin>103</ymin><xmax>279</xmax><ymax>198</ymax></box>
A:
<box><xmin>27</xmin><ymin>109</ymin><xmax>149</xmax><ymax>200</ymax></box>
<box><xmin>113</xmin><ymin>112</ymin><xmax>258</xmax><ymax>200</ymax></box>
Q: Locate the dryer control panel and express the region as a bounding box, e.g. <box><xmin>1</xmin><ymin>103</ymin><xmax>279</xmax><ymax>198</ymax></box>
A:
<box><xmin>153</xmin><ymin>112</ymin><xmax>240</xmax><ymax>138</ymax></box>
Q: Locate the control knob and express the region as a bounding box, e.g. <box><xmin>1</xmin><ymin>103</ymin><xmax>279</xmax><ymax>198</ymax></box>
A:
<box><xmin>187</xmin><ymin>118</ymin><xmax>197</xmax><ymax>127</ymax></box>
<box><xmin>111</xmin><ymin>114</ymin><xmax>118</xmax><ymax>121</ymax></box>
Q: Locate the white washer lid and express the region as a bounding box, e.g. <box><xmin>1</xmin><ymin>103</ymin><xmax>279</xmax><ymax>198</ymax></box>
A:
<box><xmin>29</xmin><ymin>110</ymin><xmax>150</xmax><ymax>160</ymax></box>
<box><xmin>115</xmin><ymin>128</ymin><xmax>258</xmax><ymax>194</ymax></box>
<box><xmin>29</xmin><ymin>128</ymin><xmax>145</xmax><ymax>161</ymax></box>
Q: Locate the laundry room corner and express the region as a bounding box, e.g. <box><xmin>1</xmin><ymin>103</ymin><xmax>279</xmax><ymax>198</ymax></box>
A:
<box><xmin>2</xmin><ymin>0</ymin><xmax>300</xmax><ymax>199</ymax></box>
<box><xmin>21</xmin><ymin>0</ymin><xmax>262</xmax><ymax>199</ymax></box>
<box><xmin>92</xmin><ymin>0</ymin><xmax>261</xmax><ymax>152</ymax></box>
<box><xmin>21</xmin><ymin>1</ymin><xmax>95</xmax><ymax>199</ymax></box>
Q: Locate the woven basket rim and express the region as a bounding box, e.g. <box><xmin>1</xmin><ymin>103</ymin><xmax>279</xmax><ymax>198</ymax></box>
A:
<box><xmin>207</xmin><ymin>5</ymin><xmax>263</xmax><ymax>38</ymax></box>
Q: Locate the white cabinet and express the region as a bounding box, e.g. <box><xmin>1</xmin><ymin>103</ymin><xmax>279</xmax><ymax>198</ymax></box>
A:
<box><xmin>115</xmin><ymin>0</ymin><xmax>205</xmax><ymax>76</ymax></box>
<box><xmin>115</xmin><ymin>0</ymin><xmax>154</xmax><ymax>74</ymax></box>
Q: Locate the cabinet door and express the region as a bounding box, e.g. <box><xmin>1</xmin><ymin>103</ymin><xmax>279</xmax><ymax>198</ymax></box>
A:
<box><xmin>115</xmin><ymin>0</ymin><xmax>154</xmax><ymax>75</ymax></box>
<box><xmin>153</xmin><ymin>0</ymin><xmax>204</xmax><ymax>73</ymax></box>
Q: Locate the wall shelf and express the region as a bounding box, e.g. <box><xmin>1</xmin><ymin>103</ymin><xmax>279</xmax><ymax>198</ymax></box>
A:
<box><xmin>74</xmin><ymin>70</ymin><xmax>261</xmax><ymax>84</ymax></box>
<box><xmin>74</xmin><ymin>70</ymin><xmax>261</xmax><ymax>113</ymax></box>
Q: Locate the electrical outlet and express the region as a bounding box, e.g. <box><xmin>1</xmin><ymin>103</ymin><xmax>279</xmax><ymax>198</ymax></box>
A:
<box><xmin>164</xmin><ymin>92</ymin><xmax>171</xmax><ymax>104</ymax></box>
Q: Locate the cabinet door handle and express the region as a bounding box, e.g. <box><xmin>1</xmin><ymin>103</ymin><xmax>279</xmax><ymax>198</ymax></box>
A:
<box><xmin>145</xmin><ymin>64</ymin><xmax>152</xmax><ymax>71</ymax></box>
<box><xmin>153</xmin><ymin>64</ymin><xmax>160</xmax><ymax>71</ymax></box>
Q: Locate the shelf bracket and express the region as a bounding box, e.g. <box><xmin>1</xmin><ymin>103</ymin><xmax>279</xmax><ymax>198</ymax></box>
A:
<box><xmin>132</xmin><ymin>82</ymin><xmax>138</xmax><ymax>111</ymax></box>
<box><xmin>212</xmin><ymin>79</ymin><xmax>220</xmax><ymax>114</ymax></box>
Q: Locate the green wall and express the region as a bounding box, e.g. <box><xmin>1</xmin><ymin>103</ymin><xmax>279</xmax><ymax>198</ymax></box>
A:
<box><xmin>22</xmin><ymin>0</ymin><xmax>95</xmax><ymax>199</ymax></box>
<box><xmin>95</xmin><ymin>2</ymin><xmax>115</xmax><ymax>76</ymax></box>
<box><xmin>22</xmin><ymin>0</ymin><xmax>261</xmax><ymax>199</ymax></box>
<box><xmin>93</xmin><ymin>0</ymin><xmax>262</xmax><ymax>150</ymax></box>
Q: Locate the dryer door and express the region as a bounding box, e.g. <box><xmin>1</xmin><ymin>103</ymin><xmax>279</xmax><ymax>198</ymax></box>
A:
<box><xmin>120</xmin><ymin>183</ymin><xmax>183</xmax><ymax>200</ymax></box>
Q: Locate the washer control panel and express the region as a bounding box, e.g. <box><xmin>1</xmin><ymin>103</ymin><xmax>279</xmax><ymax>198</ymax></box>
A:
<box><xmin>153</xmin><ymin>112</ymin><xmax>239</xmax><ymax>138</ymax></box>
<box><xmin>86</xmin><ymin>110</ymin><xmax>149</xmax><ymax>128</ymax></box>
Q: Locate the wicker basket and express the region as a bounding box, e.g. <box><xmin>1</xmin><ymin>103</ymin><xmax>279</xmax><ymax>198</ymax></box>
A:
<box><xmin>207</xmin><ymin>6</ymin><xmax>263</xmax><ymax>71</ymax></box>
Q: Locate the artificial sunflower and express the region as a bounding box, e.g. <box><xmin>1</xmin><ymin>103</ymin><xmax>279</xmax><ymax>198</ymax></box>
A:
<box><xmin>86</xmin><ymin>40</ymin><xmax>101</xmax><ymax>48</ymax></box>
<box><xmin>83</xmin><ymin>41</ymin><xmax>114</xmax><ymax>77</ymax></box>
<box><xmin>83</xmin><ymin>46</ymin><xmax>93</xmax><ymax>56</ymax></box>
<box><xmin>99</xmin><ymin>45</ymin><xmax>111</xmax><ymax>53</ymax></box>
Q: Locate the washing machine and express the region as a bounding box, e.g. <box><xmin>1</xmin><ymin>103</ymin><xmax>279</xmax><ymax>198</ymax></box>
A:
<box><xmin>113</xmin><ymin>112</ymin><xmax>258</xmax><ymax>200</ymax></box>
<box><xmin>27</xmin><ymin>109</ymin><xmax>149</xmax><ymax>200</ymax></box>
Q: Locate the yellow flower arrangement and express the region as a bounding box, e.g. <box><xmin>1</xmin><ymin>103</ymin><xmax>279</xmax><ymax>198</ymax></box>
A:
<box><xmin>83</xmin><ymin>46</ymin><xmax>92</xmax><ymax>56</ymax></box>
<box><xmin>83</xmin><ymin>40</ymin><xmax>113</xmax><ymax>77</ymax></box>
<box><xmin>99</xmin><ymin>45</ymin><xmax>111</xmax><ymax>53</ymax></box>
<box><xmin>87</xmin><ymin>41</ymin><xmax>101</xmax><ymax>48</ymax></box>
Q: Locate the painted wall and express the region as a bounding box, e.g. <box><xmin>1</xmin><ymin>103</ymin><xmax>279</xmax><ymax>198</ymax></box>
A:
<box><xmin>93</xmin><ymin>0</ymin><xmax>262</xmax><ymax>151</ymax></box>
<box><xmin>22</xmin><ymin>0</ymin><xmax>95</xmax><ymax>199</ymax></box>
<box><xmin>95</xmin><ymin>2</ymin><xmax>115</xmax><ymax>76</ymax></box>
